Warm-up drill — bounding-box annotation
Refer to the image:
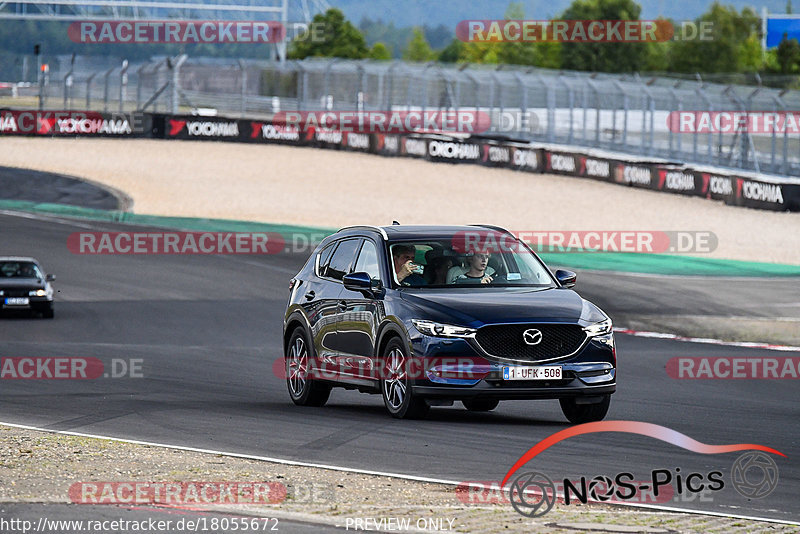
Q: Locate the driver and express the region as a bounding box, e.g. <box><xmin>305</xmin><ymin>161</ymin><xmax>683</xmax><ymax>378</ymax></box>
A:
<box><xmin>392</xmin><ymin>245</ymin><xmax>426</xmax><ymax>286</ymax></box>
<box><xmin>19</xmin><ymin>264</ymin><xmax>36</xmax><ymax>278</ymax></box>
<box><xmin>451</xmin><ymin>252</ymin><xmax>494</xmax><ymax>284</ymax></box>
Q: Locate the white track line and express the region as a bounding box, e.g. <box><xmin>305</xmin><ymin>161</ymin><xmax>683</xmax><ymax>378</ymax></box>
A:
<box><xmin>1</xmin><ymin>421</ymin><xmax>797</xmax><ymax>526</ymax></box>
<box><xmin>572</xmin><ymin>267</ymin><xmax>800</xmax><ymax>280</ymax></box>
<box><xmin>614</xmin><ymin>327</ymin><xmax>800</xmax><ymax>352</ymax></box>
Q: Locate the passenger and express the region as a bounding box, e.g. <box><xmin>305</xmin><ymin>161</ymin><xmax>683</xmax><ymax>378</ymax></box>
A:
<box><xmin>392</xmin><ymin>245</ymin><xmax>426</xmax><ymax>286</ymax></box>
<box><xmin>452</xmin><ymin>252</ymin><xmax>494</xmax><ymax>284</ymax></box>
<box><xmin>424</xmin><ymin>249</ymin><xmax>455</xmax><ymax>286</ymax></box>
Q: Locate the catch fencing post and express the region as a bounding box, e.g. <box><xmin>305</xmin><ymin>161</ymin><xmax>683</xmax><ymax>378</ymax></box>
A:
<box><xmin>586</xmin><ymin>76</ymin><xmax>600</xmax><ymax>146</ymax></box>
<box><xmin>170</xmin><ymin>54</ymin><xmax>187</xmax><ymax>114</ymax></box>
<box><xmin>63</xmin><ymin>54</ymin><xmax>75</xmax><ymax>109</ymax></box>
<box><xmin>86</xmin><ymin>71</ymin><xmax>98</xmax><ymax>109</ymax></box>
<box><xmin>119</xmin><ymin>60</ymin><xmax>129</xmax><ymax>112</ymax></box>
<box><xmin>102</xmin><ymin>65</ymin><xmax>115</xmax><ymax>112</ymax></box>
<box><xmin>238</xmin><ymin>59</ymin><xmax>247</xmax><ymax>116</ymax></box>
<box><xmin>558</xmin><ymin>74</ymin><xmax>574</xmax><ymax>145</ymax></box>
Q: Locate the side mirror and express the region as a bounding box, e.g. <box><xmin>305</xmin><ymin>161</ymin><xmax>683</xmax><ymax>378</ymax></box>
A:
<box><xmin>555</xmin><ymin>269</ymin><xmax>576</xmax><ymax>288</ymax></box>
<box><xmin>343</xmin><ymin>272</ymin><xmax>381</xmax><ymax>295</ymax></box>
<box><xmin>45</xmin><ymin>274</ymin><xmax>56</xmax><ymax>282</ymax></box>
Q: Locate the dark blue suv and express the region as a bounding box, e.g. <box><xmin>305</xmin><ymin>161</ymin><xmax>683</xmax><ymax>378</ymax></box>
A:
<box><xmin>283</xmin><ymin>225</ymin><xmax>616</xmax><ymax>421</ymax></box>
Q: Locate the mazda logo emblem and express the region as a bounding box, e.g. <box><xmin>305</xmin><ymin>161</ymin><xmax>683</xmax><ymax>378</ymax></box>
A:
<box><xmin>523</xmin><ymin>329</ymin><xmax>543</xmax><ymax>345</ymax></box>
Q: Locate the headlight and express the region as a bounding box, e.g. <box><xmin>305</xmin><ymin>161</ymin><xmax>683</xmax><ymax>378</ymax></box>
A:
<box><xmin>29</xmin><ymin>289</ymin><xmax>47</xmax><ymax>297</ymax></box>
<box><xmin>0</xmin><ymin>290</ymin><xmax>3</xmax><ymax>296</ymax></box>
<box><xmin>412</xmin><ymin>319</ymin><xmax>476</xmax><ymax>338</ymax></box>
<box><xmin>584</xmin><ymin>318</ymin><xmax>612</xmax><ymax>337</ymax></box>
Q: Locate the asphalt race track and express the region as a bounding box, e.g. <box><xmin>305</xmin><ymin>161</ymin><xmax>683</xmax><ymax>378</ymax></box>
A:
<box><xmin>0</xmin><ymin>167</ymin><xmax>126</xmax><ymax>210</ymax></box>
<box><xmin>0</xmin><ymin>211</ymin><xmax>798</xmax><ymax>523</ymax></box>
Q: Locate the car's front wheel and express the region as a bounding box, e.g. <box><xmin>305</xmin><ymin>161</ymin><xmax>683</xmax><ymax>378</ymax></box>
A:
<box><xmin>41</xmin><ymin>302</ymin><xmax>54</xmax><ymax>319</ymax></box>
<box><xmin>559</xmin><ymin>395</ymin><xmax>611</xmax><ymax>424</ymax></box>
<box><xmin>286</xmin><ymin>327</ymin><xmax>331</xmax><ymax>407</ymax></box>
<box><xmin>380</xmin><ymin>338</ymin><xmax>429</xmax><ymax>419</ymax></box>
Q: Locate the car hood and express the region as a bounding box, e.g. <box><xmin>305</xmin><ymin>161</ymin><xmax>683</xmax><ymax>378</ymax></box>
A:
<box><xmin>399</xmin><ymin>286</ymin><xmax>589</xmax><ymax>327</ymax></box>
<box><xmin>0</xmin><ymin>278</ymin><xmax>45</xmax><ymax>289</ymax></box>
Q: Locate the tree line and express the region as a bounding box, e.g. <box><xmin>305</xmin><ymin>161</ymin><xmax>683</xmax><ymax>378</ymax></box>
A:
<box><xmin>289</xmin><ymin>2</ymin><xmax>800</xmax><ymax>85</ymax></box>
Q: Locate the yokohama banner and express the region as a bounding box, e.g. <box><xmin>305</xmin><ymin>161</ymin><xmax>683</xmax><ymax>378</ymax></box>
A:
<box><xmin>508</xmin><ymin>144</ymin><xmax>542</xmax><ymax>172</ymax></box>
<box><xmin>734</xmin><ymin>177</ymin><xmax>800</xmax><ymax>211</ymax></box>
<box><xmin>479</xmin><ymin>142</ymin><xmax>513</xmax><ymax>168</ymax></box>
<box><xmin>0</xmin><ymin>109</ymin><xmax>147</xmax><ymax>137</ymax></box>
<box><xmin>247</xmin><ymin>120</ymin><xmax>305</xmax><ymax>145</ymax></box>
<box><xmin>401</xmin><ymin>136</ymin><xmax>428</xmax><ymax>158</ymax></box>
<box><xmin>614</xmin><ymin>162</ymin><xmax>656</xmax><ymax>190</ymax></box>
<box><xmin>654</xmin><ymin>165</ymin><xmax>702</xmax><ymax>197</ymax></box>
<box><xmin>577</xmin><ymin>155</ymin><xmax>615</xmax><ymax>182</ymax></box>
<box><xmin>371</xmin><ymin>134</ymin><xmax>401</xmax><ymax>156</ymax></box>
<box><xmin>696</xmin><ymin>171</ymin><xmax>736</xmax><ymax>204</ymax></box>
<box><xmin>153</xmin><ymin>114</ymin><xmax>243</xmax><ymax>140</ymax></box>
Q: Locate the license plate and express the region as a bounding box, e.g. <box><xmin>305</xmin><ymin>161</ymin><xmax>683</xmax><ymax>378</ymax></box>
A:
<box><xmin>5</xmin><ymin>297</ymin><xmax>29</xmax><ymax>306</ymax></box>
<box><xmin>502</xmin><ymin>366</ymin><xmax>562</xmax><ymax>380</ymax></box>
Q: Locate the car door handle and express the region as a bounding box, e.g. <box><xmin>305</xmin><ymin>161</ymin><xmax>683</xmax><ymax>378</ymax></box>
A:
<box><xmin>304</xmin><ymin>291</ymin><xmax>316</xmax><ymax>300</ymax></box>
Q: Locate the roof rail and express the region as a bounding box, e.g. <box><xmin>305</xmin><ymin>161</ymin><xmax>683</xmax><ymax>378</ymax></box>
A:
<box><xmin>469</xmin><ymin>224</ymin><xmax>513</xmax><ymax>235</ymax></box>
<box><xmin>337</xmin><ymin>225</ymin><xmax>389</xmax><ymax>240</ymax></box>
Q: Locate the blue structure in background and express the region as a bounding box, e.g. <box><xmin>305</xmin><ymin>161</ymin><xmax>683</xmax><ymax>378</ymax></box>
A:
<box><xmin>766</xmin><ymin>16</ymin><xmax>800</xmax><ymax>47</ymax></box>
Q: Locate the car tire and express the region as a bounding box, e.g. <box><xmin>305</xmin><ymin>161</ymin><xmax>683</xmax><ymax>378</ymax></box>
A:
<box><xmin>286</xmin><ymin>327</ymin><xmax>331</xmax><ymax>407</ymax></box>
<box><xmin>559</xmin><ymin>395</ymin><xmax>611</xmax><ymax>424</ymax></box>
<box><xmin>462</xmin><ymin>399</ymin><xmax>499</xmax><ymax>412</ymax></box>
<box><xmin>42</xmin><ymin>303</ymin><xmax>54</xmax><ymax>319</ymax></box>
<box><xmin>380</xmin><ymin>338</ymin><xmax>429</xmax><ymax>419</ymax></box>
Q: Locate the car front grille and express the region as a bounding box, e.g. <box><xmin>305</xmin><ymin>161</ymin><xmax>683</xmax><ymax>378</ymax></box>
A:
<box><xmin>1</xmin><ymin>288</ymin><xmax>32</xmax><ymax>298</ymax></box>
<box><xmin>475</xmin><ymin>323</ymin><xmax>587</xmax><ymax>361</ymax></box>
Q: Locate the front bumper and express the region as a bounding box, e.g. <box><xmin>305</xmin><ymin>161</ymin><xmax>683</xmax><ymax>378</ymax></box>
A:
<box><xmin>1</xmin><ymin>296</ymin><xmax>52</xmax><ymax>310</ymax></box>
<box><xmin>414</xmin><ymin>382</ymin><xmax>616</xmax><ymax>400</ymax></box>
<box><xmin>407</xmin><ymin>329</ymin><xmax>616</xmax><ymax>400</ymax></box>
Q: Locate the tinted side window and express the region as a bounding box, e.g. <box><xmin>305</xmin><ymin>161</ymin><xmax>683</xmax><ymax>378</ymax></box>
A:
<box><xmin>354</xmin><ymin>240</ymin><xmax>380</xmax><ymax>281</ymax></box>
<box><xmin>315</xmin><ymin>243</ymin><xmax>336</xmax><ymax>276</ymax></box>
<box><xmin>325</xmin><ymin>239</ymin><xmax>361</xmax><ymax>281</ymax></box>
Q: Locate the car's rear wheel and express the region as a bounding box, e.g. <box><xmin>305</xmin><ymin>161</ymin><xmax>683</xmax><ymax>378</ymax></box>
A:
<box><xmin>286</xmin><ymin>327</ymin><xmax>330</xmax><ymax>407</ymax></box>
<box><xmin>381</xmin><ymin>338</ymin><xmax>429</xmax><ymax>419</ymax></box>
<box><xmin>462</xmin><ymin>399</ymin><xmax>499</xmax><ymax>412</ymax></box>
<box><xmin>559</xmin><ymin>395</ymin><xmax>611</xmax><ymax>424</ymax></box>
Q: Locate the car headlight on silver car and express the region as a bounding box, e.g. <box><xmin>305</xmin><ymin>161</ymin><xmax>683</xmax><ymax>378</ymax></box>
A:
<box><xmin>412</xmin><ymin>319</ymin><xmax>476</xmax><ymax>338</ymax></box>
<box><xmin>29</xmin><ymin>289</ymin><xmax>47</xmax><ymax>297</ymax></box>
<box><xmin>583</xmin><ymin>318</ymin><xmax>613</xmax><ymax>337</ymax></box>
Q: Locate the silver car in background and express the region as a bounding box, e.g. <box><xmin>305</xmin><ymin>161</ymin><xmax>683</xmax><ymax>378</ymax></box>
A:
<box><xmin>0</xmin><ymin>257</ymin><xmax>56</xmax><ymax>318</ymax></box>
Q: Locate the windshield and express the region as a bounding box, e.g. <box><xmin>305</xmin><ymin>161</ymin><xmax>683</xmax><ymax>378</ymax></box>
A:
<box><xmin>388</xmin><ymin>236</ymin><xmax>555</xmax><ymax>288</ymax></box>
<box><xmin>0</xmin><ymin>261</ymin><xmax>44</xmax><ymax>279</ymax></box>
